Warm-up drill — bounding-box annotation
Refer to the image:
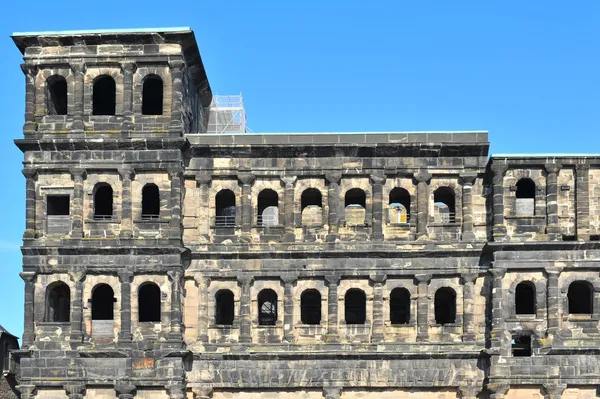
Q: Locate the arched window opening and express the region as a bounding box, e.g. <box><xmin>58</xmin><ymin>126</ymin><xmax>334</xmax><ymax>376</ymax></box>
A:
<box><xmin>142</xmin><ymin>184</ymin><xmax>160</xmax><ymax>220</ymax></box>
<box><xmin>216</xmin><ymin>190</ymin><xmax>236</xmax><ymax>227</ymax></box>
<box><xmin>433</xmin><ymin>187</ymin><xmax>456</xmax><ymax>223</ymax></box>
<box><xmin>215</xmin><ymin>289</ymin><xmax>234</xmax><ymax>325</ymax></box>
<box><xmin>138</xmin><ymin>283</ymin><xmax>161</xmax><ymax>322</ymax></box>
<box><xmin>568</xmin><ymin>281</ymin><xmax>593</xmax><ymax>314</ymax></box>
<box><xmin>46</xmin><ymin>282</ymin><xmax>70</xmax><ymax>322</ymax></box>
<box><xmin>257</xmin><ymin>189</ymin><xmax>278</xmax><ymax>226</ymax></box>
<box><xmin>300</xmin><ymin>289</ymin><xmax>321</xmax><ymax>325</ymax></box>
<box><xmin>46</xmin><ymin>75</ymin><xmax>67</xmax><ymax>115</ymax></box>
<box><xmin>516</xmin><ymin>178</ymin><xmax>536</xmax><ymax>217</ymax></box>
<box><xmin>434</xmin><ymin>287</ymin><xmax>456</xmax><ymax>325</ymax></box>
<box><xmin>142</xmin><ymin>75</ymin><xmax>163</xmax><ymax>115</ymax></box>
<box><xmin>92</xmin><ymin>75</ymin><xmax>116</xmax><ymax>115</ymax></box>
<box><xmin>301</xmin><ymin>188</ymin><xmax>323</xmax><ymax>226</ymax></box>
<box><xmin>390</xmin><ymin>287</ymin><xmax>411</xmax><ymax>325</ymax></box>
<box><xmin>91</xmin><ymin>284</ymin><xmax>115</xmax><ymax>320</ymax></box>
<box><xmin>515</xmin><ymin>281</ymin><xmax>536</xmax><ymax>315</ymax></box>
<box><xmin>345</xmin><ymin>288</ymin><xmax>366</xmax><ymax>324</ymax></box>
<box><xmin>389</xmin><ymin>188</ymin><xmax>411</xmax><ymax>223</ymax></box>
<box><xmin>94</xmin><ymin>183</ymin><xmax>113</xmax><ymax>220</ymax></box>
<box><xmin>258</xmin><ymin>289</ymin><xmax>277</xmax><ymax>326</ymax></box>
<box><xmin>345</xmin><ymin>188</ymin><xmax>366</xmax><ymax>226</ymax></box>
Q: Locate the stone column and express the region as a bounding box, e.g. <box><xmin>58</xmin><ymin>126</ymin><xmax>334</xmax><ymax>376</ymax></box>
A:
<box><xmin>238</xmin><ymin>276</ymin><xmax>253</xmax><ymax>343</ymax></box>
<box><xmin>119</xmin><ymin>168</ymin><xmax>134</xmax><ymax>238</ymax></box>
<box><xmin>487</xmin><ymin>383</ymin><xmax>510</xmax><ymax>399</ymax></box>
<box><xmin>22</xmin><ymin>169</ymin><xmax>37</xmax><ymax>239</ymax></box>
<box><xmin>543</xmin><ymin>383</ymin><xmax>567</xmax><ymax>399</ymax></box>
<box><xmin>282</xmin><ymin>275</ymin><xmax>296</xmax><ymax>342</ymax></box>
<box><xmin>325</xmin><ymin>275</ymin><xmax>340</xmax><ymax>342</ymax></box>
<box><xmin>70</xmin><ymin>63</ymin><xmax>85</xmax><ymax>132</ymax></box>
<box><xmin>20</xmin><ymin>272</ymin><xmax>36</xmax><ymax>346</ymax></box>
<box><xmin>282</xmin><ymin>176</ymin><xmax>297</xmax><ymax>243</ymax></box>
<box><xmin>238</xmin><ymin>173</ymin><xmax>255</xmax><ymax>242</ymax></box>
<box><xmin>490</xmin><ymin>269</ymin><xmax>507</xmax><ymax>354</ymax></box>
<box><xmin>21</xmin><ymin>64</ymin><xmax>37</xmax><ymax>133</ymax></box>
<box><xmin>544</xmin><ymin>163</ymin><xmax>562</xmax><ymax>240</ymax></box>
<box><xmin>491</xmin><ymin>164</ymin><xmax>508</xmax><ymax>241</ymax></box>
<box><xmin>114</xmin><ymin>383</ymin><xmax>136</xmax><ymax>399</ymax></box>
<box><xmin>370</xmin><ymin>174</ymin><xmax>386</xmax><ymax>241</ymax></box>
<box><xmin>415</xmin><ymin>274</ymin><xmax>432</xmax><ymax>342</ymax></box>
<box><xmin>370</xmin><ymin>274</ymin><xmax>386</xmax><ymax>343</ymax></box>
<box><xmin>461</xmin><ymin>273</ymin><xmax>477</xmax><ymax>342</ymax></box>
<box><xmin>458</xmin><ymin>383</ymin><xmax>480</xmax><ymax>399</ymax></box>
<box><xmin>121</xmin><ymin>62</ymin><xmax>135</xmax><ymax>132</ymax></box>
<box><xmin>323</xmin><ymin>387</ymin><xmax>342</xmax><ymax>399</ymax></box>
<box><xmin>413</xmin><ymin>171</ymin><xmax>432</xmax><ymax>239</ymax></box>
<box><xmin>459</xmin><ymin>173</ymin><xmax>477</xmax><ymax>241</ymax></box>
<box><xmin>546</xmin><ymin>270</ymin><xmax>561</xmax><ymax>336</ymax></box>
<box><xmin>193</xmin><ymin>387</ymin><xmax>213</xmax><ymax>399</ymax></box>
<box><xmin>325</xmin><ymin>173</ymin><xmax>342</xmax><ymax>242</ymax></box>
<box><xmin>196</xmin><ymin>173</ymin><xmax>211</xmax><ymax>242</ymax></box>
<box><xmin>166</xmin><ymin>383</ymin><xmax>186</xmax><ymax>399</ymax></box>
<box><xmin>69</xmin><ymin>168</ymin><xmax>86</xmax><ymax>238</ymax></box>
<box><xmin>197</xmin><ymin>276</ymin><xmax>209</xmax><ymax>343</ymax></box>
<box><xmin>69</xmin><ymin>272</ymin><xmax>85</xmax><ymax>343</ymax></box>
<box><xmin>169</xmin><ymin>59</ymin><xmax>185</xmax><ymax>133</ymax></box>
<box><xmin>117</xmin><ymin>271</ymin><xmax>133</xmax><ymax>342</ymax></box>
<box><xmin>16</xmin><ymin>385</ymin><xmax>36</xmax><ymax>399</ymax></box>
<box><xmin>575</xmin><ymin>164</ymin><xmax>590</xmax><ymax>241</ymax></box>
<box><xmin>65</xmin><ymin>384</ymin><xmax>86</xmax><ymax>399</ymax></box>
<box><xmin>168</xmin><ymin>270</ymin><xmax>183</xmax><ymax>340</ymax></box>
<box><xmin>169</xmin><ymin>169</ymin><xmax>183</xmax><ymax>239</ymax></box>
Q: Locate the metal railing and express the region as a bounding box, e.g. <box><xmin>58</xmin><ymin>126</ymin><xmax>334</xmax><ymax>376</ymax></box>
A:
<box><xmin>215</xmin><ymin>215</ymin><xmax>236</xmax><ymax>227</ymax></box>
<box><xmin>433</xmin><ymin>212</ymin><xmax>456</xmax><ymax>224</ymax></box>
<box><xmin>141</xmin><ymin>214</ymin><xmax>159</xmax><ymax>221</ymax></box>
<box><xmin>93</xmin><ymin>215</ymin><xmax>113</xmax><ymax>221</ymax></box>
<box><xmin>257</xmin><ymin>214</ymin><xmax>278</xmax><ymax>226</ymax></box>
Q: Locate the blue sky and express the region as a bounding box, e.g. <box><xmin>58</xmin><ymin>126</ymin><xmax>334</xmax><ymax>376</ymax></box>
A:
<box><xmin>0</xmin><ymin>1</ymin><xmax>599</xmax><ymax>338</ymax></box>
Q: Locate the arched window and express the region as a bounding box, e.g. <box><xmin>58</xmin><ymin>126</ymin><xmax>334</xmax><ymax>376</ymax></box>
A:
<box><xmin>345</xmin><ymin>188</ymin><xmax>366</xmax><ymax>226</ymax></box>
<box><xmin>94</xmin><ymin>183</ymin><xmax>113</xmax><ymax>220</ymax></box>
<box><xmin>389</xmin><ymin>187</ymin><xmax>411</xmax><ymax>223</ymax></box>
<box><xmin>515</xmin><ymin>281</ymin><xmax>536</xmax><ymax>315</ymax></box>
<box><xmin>142</xmin><ymin>184</ymin><xmax>160</xmax><ymax>220</ymax></box>
<box><xmin>216</xmin><ymin>189</ymin><xmax>236</xmax><ymax>227</ymax></box>
<box><xmin>138</xmin><ymin>283</ymin><xmax>161</xmax><ymax>322</ymax></box>
<box><xmin>46</xmin><ymin>282</ymin><xmax>70</xmax><ymax>322</ymax></box>
<box><xmin>92</xmin><ymin>75</ymin><xmax>116</xmax><ymax>115</ymax></box>
<box><xmin>516</xmin><ymin>178</ymin><xmax>536</xmax><ymax>217</ymax></box>
<box><xmin>92</xmin><ymin>284</ymin><xmax>115</xmax><ymax>320</ymax></box>
<box><xmin>46</xmin><ymin>75</ymin><xmax>67</xmax><ymax>115</ymax></box>
<box><xmin>300</xmin><ymin>289</ymin><xmax>321</xmax><ymax>325</ymax></box>
<box><xmin>258</xmin><ymin>289</ymin><xmax>277</xmax><ymax>326</ymax></box>
<box><xmin>301</xmin><ymin>188</ymin><xmax>323</xmax><ymax>226</ymax></box>
<box><xmin>215</xmin><ymin>289</ymin><xmax>234</xmax><ymax>325</ymax></box>
<box><xmin>257</xmin><ymin>189</ymin><xmax>278</xmax><ymax>226</ymax></box>
<box><xmin>433</xmin><ymin>187</ymin><xmax>455</xmax><ymax>223</ymax></box>
<box><xmin>568</xmin><ymin>281</ymin><xmax>593</xmax><ymax>314</ymax></box>
<box><xmin>142</xmin><ymin>75</ymin><xmax>163</xmax><ymax>115</ymax></box>
<box><xmin>345</xmin><ymin>288</ymin><xmax>366</xmax><ymax>324</ymax></box>
<box><xmin>390</xmin><ymin>287</ymin><xmax>411</xmax><ymax>325</ymax></box>
<box><xmin>434</xmin><ymin>287</ymin><xmax>456</xmax><ymax>325</ymax></box>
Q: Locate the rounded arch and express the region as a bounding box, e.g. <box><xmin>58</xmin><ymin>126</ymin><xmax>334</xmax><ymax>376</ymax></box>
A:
<box><xmin>389</xmin><ymin>187</ymin><xmax>411</xmax><ymax>223</ymax></box>
<box><xmin>215</xmin><ymin>289</ymin><xmax>235</xmax><ymax>325</ymax></box>
<box><xmin>301</xmin><ymin>188</ymin><xmax>323</xmax><ymax>226</ymax></box>
<box><xmin>433</xmin><ymin>186</ymin><xmax>456</xmax><ymax>223</ymax></box>
<box><xmin>516</xmin><ymin>178</ymin><xmax>536</xmax><ymax>199</ymax></box>
<box><xmin>142</xmin><ymin>183</ymin><xmax>160</xmax><ymax>219</ymax></box>
<box><xmin>142</xmin><ymin>74</ymin><xmax>164</xmax><ymax>115</ymax></box>
<box><xmin>91</xmin><ymin>283</ymin><xmax>115</xmax><ymax>320</ymax></box>
<box><xmin>138</xmin><ymin>282</ymin><xmax>161</xmax><ymax>322</ymax></box>
<box><xmin>390</xmin><ymin>287</ymin><xmax>411</xmax><ymax>325</ymax></box>
<box><xmin>93</xmin><ymin>183</ymin><xmax>113</xmax><ymax>220</ymax></box>
<box><xmin>216</xmin><ymin>189</ymin><xmax>236</xmax><ymax>227</ymax></box>
<box><xmin>46</xmin><ymin>75</ymin><xmax>67</xmax><ymax>115</ymax></box>
<box><xmin>344</xmin><ymin>288</ymin><xmax>366</xmax><ymax>324</ymax></box>
<box><xmin>46</xmin><ymin>281</ymin><xmax>71</xmax><ymax>322</ymax></box>
<box><xmin>434</xmin><ymin>287</ymin><xmax>456</xmax><ymax>325</ymax></box>
<box><xmin>568</xmin><ymin>280</ymin><xmax>593</xmax><ymax>315</ymax></box>
<box><xmin>515</xmin><ymin>281</ymin><xmax>536</xmax><ymax>315</ymax></box>
<box><xmin>345</xmin><ymin>188</ymin><xmax>366</xmax><ymax>226</ymax></box>
<box><xmin>92</xmin><ymin>75</ymin><xmax>116</xmax><ymax>115</ymax></box>
<box><xmin>257</xmin><ymin>189</ymin><xmax>279</xmax><ymax>226</ymax></box>
<box><xmin>257</xmin><ymin>288</ymin><xmax>278</xmax><ymax>325</ymax></box>
<box><xmin>300</xmin><ymin>289</ymin><xmax>322</xmax><ymax>325</ymax></box>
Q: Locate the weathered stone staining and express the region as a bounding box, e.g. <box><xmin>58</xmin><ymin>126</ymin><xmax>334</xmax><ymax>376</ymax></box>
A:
<box><xmin>9</xmin><ymin>27</ymin><xmax>600</xmax><ymax>399</ymax></box>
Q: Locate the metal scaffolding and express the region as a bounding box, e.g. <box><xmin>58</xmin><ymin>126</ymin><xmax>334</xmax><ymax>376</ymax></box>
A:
<box><xmin>206</xmin><ymin>94</ymin><xmax>247</xmax><ymax>134</ymax></box>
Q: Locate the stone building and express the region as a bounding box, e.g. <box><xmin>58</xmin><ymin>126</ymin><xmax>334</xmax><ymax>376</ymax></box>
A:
<box><xmin>0</xmin><ymin>326</ymin><xmax>19</xmax><ymax>399</ymax></box>
<box><xmin>9</xmin><ymin>27</ymin><xmax>600</xmax><ymax>399</ymax></box>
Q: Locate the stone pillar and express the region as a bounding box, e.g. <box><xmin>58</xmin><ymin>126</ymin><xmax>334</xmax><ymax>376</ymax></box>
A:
<box><xmin>413</xmin><ymin>171</ymin><xmax>432</xmax><ymax>240</ymax></box>
<box><xmin>575</xmin><ymin>164</ymin><xmax>590</xmax><ymax>241</ymax></box>
<box><xmin>166</xmin><ymin>383</ymin><xmax>186</xmax><ymax>399</ymax></box>
<box><xmin>16</xmin><ymin>385</ymin><xmax>36</xmax><ymax>399</ymax></box>
<box><xmin>22</xmin><ymin>169</ymin><xmax>37</xmax><ymax>239</ymax></box>
<box><xmin>490</xmin><ymin>269</ymin><xmax>507</xmax><ymax>353</ymax></box>
<box><xmin>70</xmin><ymin>63</ymin><xmax>85</xmax><ymax>132</ymax></box>
<box><xmin>370</xmin><ymin>174</ymin><xmax>386</xmax><ymax>241</ymax></box>
<box><xmin>282</xmin><ymin>275</ymin><xmax>296</xmax><ymax>342</ymax></box>
<box><xmin>545</xmin><ymin>163</ymin><xmax>562</xmax><ymax>240</ymax></box>
<box><xmin>238</xmin><ymin>173</ymin><xmax>255</xmax><ymax>242</ymax></box>
<box><xmin>169</xmin><ymin>169</ymin><xmax>183</xmax><ymax>238</ymax></box>
<box><xmin>69</xmin><ymin>168</ymin><xmax>86</xmax><ymax>238</ymax></box>
<box><xmin>197</xmin><ymin>276</ymin><xmax>209</xmax><ymax>343</ymax></box>
<box><xmin>65</xmin><ymin>384</ymin><xmax>86</xmax><ymax>399</ymax></box>
<box><xmin>20</xmin><ymin>272</ymin><xmax>36</xmax><ymax>346</ymax></box>
<box><xmin>491</xmin><ymin>164</ymin><xmax>508</xmax><ymax>241</ymax></box>
<box><xmin>282</xmin><ymin>176</ymin><xmax>297</xmax><ymax>242</ymax></box>
<box><xmin>325</xmin><ymin>275</ymin><xmax>340</xmax><ymax>341</ymax></box>
<box><xmin>323</xmin><ymin>387</ymin><xmax>342</xmax><ymax>399</ymax></box>
<box><xmin>461</xmin><ymin>273</ymin><xmax>477</xmax><ymax>342</ymax></box>
<box><xmin>121</xmin><ymin>62</ymin><xmax>135</xmax><ymax>132</ymax></box>
<box><xmin>69</xmin><ymin>272</ymin><xmax>85</xmax><ymax>343</ymax></box>
<box><xmin>370</xmin><ymin>274</ymin><xmax>386</xmax><ymax>342</ymax></box>
<box><xmin>196</xmin><ymin>173</ymin><xmax>211</xmax><ymax>241</ymax></box>
<box><xmin>546</xmin><ymin>270</ymin><xmax>561</xmax><ymax>336</ymax></box>
<box><xmin>238</xmin><ymin>276</ymin><xmax>253</xmax><ymax>343</ymax></box>
<box><xmin>326</xmin><ymin>173</ymin><xmax>342</xmax><ymax>242</ymax></box>
<box><xmin>169</xmin><ymin>59</ymin><xmax>185</xmax><ymax>133</ymax></box>
<box><xmin>543</xmin><ymin>383</ymin><xmax>567</xmax><ymax>399</ymax></box>
<box><xmin>415</xmin><ymin>274</ymin><xmax>432</xmax><ymax>342</ymax></box>
<box><xmin>168</xmin><ymin>269</ymin><xmax>183</xmax><ymax>340</ymax></box>
<box><xmin>193</xmin><ymin>387</ymin><xmax>213</xmax><ymax>399</ymax></box>
<box><xmin>117</xmin><ymin>271</ymin><xmax>133</xmax><ymax>342</ymax></box>
<box><xmin>114</xmin><ymin>383</ymin><xmax>136</xmax><ymax>399</ymax></box>
<box><xmin>459</xmin><ymin>173</ymin><xmax>477</xmax><ymax>241</ymax></box>
<box><xmin>21</xmin><ymin>64</ymin><xmax>37</xmax><ymax>133</ymax></box>
<box><xmin>119</xmin><ymin>168</ymin><xmax>134</xmax><ymax>238</ymax></box>
<box><xmin>458</xmin><ymin>383</ymin><xmax>480</xmax><ymax>399</ymax></box>
<box><xmin>487</xmin><ymin>383</ymin><xmax>509</xmax><ymax>399</ymax></box>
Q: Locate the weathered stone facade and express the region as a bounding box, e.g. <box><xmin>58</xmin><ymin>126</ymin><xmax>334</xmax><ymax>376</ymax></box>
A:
<box><xmin>9</xmin><ymin>28</ymin><xmax>600</xmax><ymax>399</ymax></box>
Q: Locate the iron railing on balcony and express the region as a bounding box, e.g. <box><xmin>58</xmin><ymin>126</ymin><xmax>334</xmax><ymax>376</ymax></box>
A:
<box><xmin>257</xmin><ymin>214</ymin><xmax>278</xmax><ymax>226</ymax></box>
<box><xmin>433</xmin><ymin>212</ymin><xmax>456</xmax><ymax>224</ymax></box>
<box><xmin>141</xmin><ymin>214</ymin><xmax>160</xmax><ymax>221</ymax></box>
<box><xmin>93</xmin><ymin>215</ymin><xmax>113</xmax><ymax>221</ymax></box>
<box><xmin>215</xmin><ymin>215</ymin><xmax>236</xmax><ymax>227</ymax></box>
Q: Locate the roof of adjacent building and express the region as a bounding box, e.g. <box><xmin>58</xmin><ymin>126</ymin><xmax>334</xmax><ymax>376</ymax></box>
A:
<box><xmin>0</xmin><ymin>325</ymin><xmax>17</xmax><ymax>340</ymax></box>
